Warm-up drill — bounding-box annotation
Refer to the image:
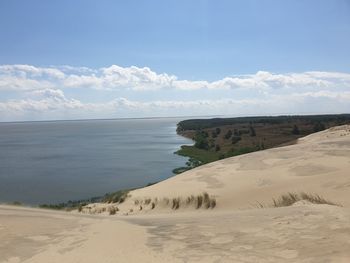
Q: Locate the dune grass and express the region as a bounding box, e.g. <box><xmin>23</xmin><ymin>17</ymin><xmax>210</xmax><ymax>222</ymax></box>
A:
<box><xmin>132</xmin><ymin>192</ymin><xmax>216</xmax><ymax>211</ymax></box>
<box><xmin>108</xmin><ymin>206</ymin><xmax>119</xmax><ymax>215</ymax></box>
<box><xmin>171</xmin><ymin>192</ymin><xmax>216</xmax><ymax>210</ymax></box>
<box><xmin>103</xmin><ymin>190</ymin><xmax>130</xmax><ymax>204</ymax></box>
<box><xmin>258</xmin><ymin>192</ymin><xmax>341</xmax><ymax>208</ymax></box>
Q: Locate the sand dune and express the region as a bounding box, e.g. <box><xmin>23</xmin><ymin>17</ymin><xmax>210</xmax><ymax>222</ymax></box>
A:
<box><xmin>117</xmin><ymin>124</ymin><xmax>350</xmax><ymax>212</ymax></box>
<box><xmin>1</xmin><ymin>125</ymin><xmax>350</xmax><ymax>262</ymax></box>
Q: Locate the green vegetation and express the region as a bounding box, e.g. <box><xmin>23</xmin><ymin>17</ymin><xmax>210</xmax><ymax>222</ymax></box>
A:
<box><xmin>39</xmin><ymin>197</ymin><xmax>101</xmax><ymax>210</ymax></box>
<box><xmin>231</xmin><ymin>136</ymin><xmax>241</xmax><ymax>144</ymax></box>
<box><xmin>102</xmin><ymin>189</ymin><xmax>130</xmax><ymax>203</ymax></box>
<box><xmin>39</xmin><ymin>191</ymin><xmax>130</xmax><ymax>210</ymax></box>
<box><xmin>10</xmin><ymin>201</ymin><xmax>22</xmax><ymax>206</ymax></box>
<box><xmin>174</xmin><ymin>114</ymin><xmax>350</xmax><ymax>174</ymax></box>
<box><xmin>39</xmin><ymin>181</ymin><xmax>158</xmax><ymax>211</ymax></box>
<box><xmin>177</xmin><ymin>114</ymin><xmax>350</xmax><ymax>131</ymax></box>
<box><xmin>172</xmin><ymin>166</ymin><xmax>191</xmax><ymax>174</ymax></box>
<box><xmin>193</xmin><ymin>131</ymin><xmax>209</xmax><ymax>150</ymax></box>
<box><xmin>223</xmin><ymin>146</ymin><xmax>259</xmax><ymax>159</ymax></box>
<box><xmin>224</xmin><ymin>129</ymin><xmax>233</xmax><ymax>139</ymax></box>
<box><xmin>176</xmin><ymin>145</ymin><xmax>221</xmax><ymax>163</ymax></box>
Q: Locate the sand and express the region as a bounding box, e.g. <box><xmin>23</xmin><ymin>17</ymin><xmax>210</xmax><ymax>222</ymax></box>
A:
<box><xmin>1</xmin><ymin>125</ymin><xmax>350</xmax><ymax>262</ymax></box>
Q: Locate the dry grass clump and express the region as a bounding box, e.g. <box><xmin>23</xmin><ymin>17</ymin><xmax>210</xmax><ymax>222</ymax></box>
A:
<box><xmin>171</xmin><ymin>192</ymin><xmax>216</xmax><ymax>210</ymax></box>
<box><xmin>269</xmin><ymin>192</ymin><xmax>340</xmax><ymax>208</ymax></box>
<box><xmin>108</xmin><ymin>206</ymin><xmax>119</xmax><ymax>215</ymax></box>
<box><xmin>209</xmin><ymin>199</ymin><xmax>216</xmax><ymax>209</ymax></box>
<box><xmin>196</xmin><ymin>195</ymin><xmax>203</xmax><ymax>209</ymax></box>
<box><xmin>131</xmin><ymin>192</ymin><xmax>216</xmax><ymax>211</ymax></box>
<box><xmin>103</xmin><ymin>190</ymin><xmax>130</xmax><ymax>204</ymax></box>
<box><xmin>172</xmin><ymin>197</ymin><xmax>181</xmax><ymax>210</ymax></box>
<box><xmin>144</xmin><ymin>198</ymin><xmax>152</xmax><ymax>205</ymax></box>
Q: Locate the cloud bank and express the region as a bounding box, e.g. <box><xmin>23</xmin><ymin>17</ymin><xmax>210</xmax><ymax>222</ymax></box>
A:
<box><xmin>0</xmin><ymin>64</ymin><xmax>349</xmax><ymax>121</ymax></box>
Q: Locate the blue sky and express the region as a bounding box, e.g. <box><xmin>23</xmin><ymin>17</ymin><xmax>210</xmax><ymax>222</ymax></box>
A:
<box><xmin>0</xmin><ymin>0</ymin><xmax>350</xmax><ymax>121</ymax></box>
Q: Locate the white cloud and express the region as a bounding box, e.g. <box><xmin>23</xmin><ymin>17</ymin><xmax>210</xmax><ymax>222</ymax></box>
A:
<box><xmin>1</xmin><ymin>90</ymin><xmax>349</xmax><ymax>121</ymax></box>
<box><xmin>0</xmin><ymin>64</ymin><xmax>349</xmax><ymax>121</ymax></box>
<box><xmin>1</xmin><ymin>64</ymin><xmax>349</xmax><ymax>92</ymax></box>
<box><xmin>0</xmin><ymin>65</ymin><xmax>65</xmax><ymax>79</ymax></box>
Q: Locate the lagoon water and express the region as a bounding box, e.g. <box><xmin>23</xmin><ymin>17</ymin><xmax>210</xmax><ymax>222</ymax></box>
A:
<box><xmin>0</xmin><ymin>118</ymin><xmax>192</xmax><ymax>205</ymax></box>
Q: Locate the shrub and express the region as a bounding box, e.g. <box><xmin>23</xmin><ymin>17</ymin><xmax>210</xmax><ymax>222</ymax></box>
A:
<box><xmin>224</xmin><ymin>130</ymin><xmax>233</xmax><ymax>139</ymax></box>
<box><xmin>194</xmin><ymin>131</ymin><xmax>209</xmax><ymax>150</ymax></box>
<box><xmin>231</xmin><ymin>136</ymin><xmax>241</xmax><ymax>144</ymax></box>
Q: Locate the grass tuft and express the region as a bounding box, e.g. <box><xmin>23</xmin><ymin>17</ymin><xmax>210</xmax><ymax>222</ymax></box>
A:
<box><xmin>103</xmin><ymin>190</ymin><xmax>130</xmax><ymax>204</ymax></box>
<box><xmin>130</xmin><ymin>193</ymin><xmax>216</xmax><ymax>212</ymax></box>
<box><xmin>196</xmin><ymin>195</ymin><xmax>203</xmax><ymax>209</ymax></box>
<box><xmin>108</xmin><ymin>206</ymin><xmax>118</xmax><ymax>215</ymax></box>
<box><xmin>144</xmin><ymin>198</ymin><xmax>152</xmax><ymax>205</ymax></box>
<box><xmin>172</xmin><ymin>198</ymin><xmax>180</xmax><ymax>210</ymax></box>
<box><xmin>269</xmin><ymin>192</ymin><xmax>340</xmax><ymax>208</ymax></box>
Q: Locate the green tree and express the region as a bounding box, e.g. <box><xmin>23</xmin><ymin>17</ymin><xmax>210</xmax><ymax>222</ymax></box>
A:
<box><xmin>224</xmin><ymin>130</ymin><xmax>233</xmax><ymax>139</ymax></box>
<box><xmin>194</xmin><ymin>131</ymin><xmax>209</xmax><ymax>150</ymax></box>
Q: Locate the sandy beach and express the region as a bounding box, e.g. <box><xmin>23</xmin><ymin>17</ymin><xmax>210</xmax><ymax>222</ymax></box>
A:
<box><xmin>1</xmin><ymin>125</ymin><xmax>350</xmax><ymax>262</ymax></box>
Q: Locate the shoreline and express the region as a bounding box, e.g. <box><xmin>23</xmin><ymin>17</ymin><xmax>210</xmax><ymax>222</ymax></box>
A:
<box><xmin>6</xmin><ymin>114</ymin><xmax>350</xmax><ymax>208</ymax></box>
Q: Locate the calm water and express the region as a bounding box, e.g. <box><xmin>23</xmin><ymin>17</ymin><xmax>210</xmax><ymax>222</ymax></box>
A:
<box><xmin>0</xmin><ymin>118</ymin><xmax>192</xmax><ymax>205</ymax></box>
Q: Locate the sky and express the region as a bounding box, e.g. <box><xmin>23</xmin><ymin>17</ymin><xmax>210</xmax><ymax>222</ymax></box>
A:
<box><xmin>0</xmin><ymin>0</ymin><xmax>350</xmax><ymax>121</ymax></box>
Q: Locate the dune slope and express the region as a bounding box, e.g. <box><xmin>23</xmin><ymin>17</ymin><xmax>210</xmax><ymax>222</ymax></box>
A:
<box><xmin>126</xmin><ymin>124</ymin><xmax>350</xmax><ymax>211</ymax></box>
